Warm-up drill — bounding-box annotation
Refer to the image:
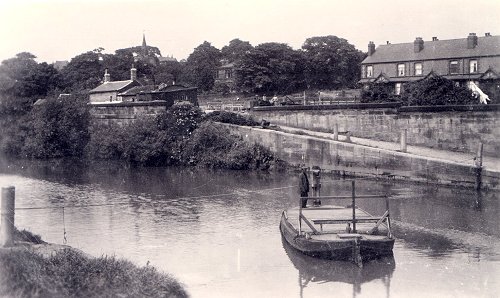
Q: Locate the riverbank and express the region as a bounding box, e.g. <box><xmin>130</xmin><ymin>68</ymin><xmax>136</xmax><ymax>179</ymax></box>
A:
<box><xmin>0</xmin><ymin>229</ymin><xmax>188</xmax><ymax>297</ymax></box>
<box><xmin>218</xmin><ymin>123</ymin><xmax>500</xmax><ymax>190</ymax></box>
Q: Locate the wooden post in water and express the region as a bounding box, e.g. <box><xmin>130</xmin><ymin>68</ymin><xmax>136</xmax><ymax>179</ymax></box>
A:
<box><xmin>351</xmin><ymin>180</ymin><xmax>356</xmax><ymax>233</ymax></box>
<box><xmin>333</xmin><ymin>123</ymin><xmax>339</xmax><ymax>141</ymax></box>
<box><xmin>1</xmin><ymin>186</ymin><xmax>15</xmax><ymax>247</ymax></box>
<box><xmin>400</xmin><ymin>129</ymin><xmax>407</xmax><ymax>153</ymax></box>
<box><xmin>475</xmin><ymin>143</ymin><xmax>483</xmax><ymax>191</ymax></box>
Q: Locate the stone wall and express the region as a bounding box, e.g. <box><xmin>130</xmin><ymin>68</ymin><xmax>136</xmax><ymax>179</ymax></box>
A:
<box><xmin>218</xmin><ymin>123</ymin><xmax>500</xmax><ymax>190</ymax></box>
<box><xmin>251</xmin><ymin>104</ymin><xmax>500</xmax><ymax>157</ymax></box>
<box><xmin>89</xmin><ymin>101</ymin><xmax>172</xmax><ymax>126</ymax></box>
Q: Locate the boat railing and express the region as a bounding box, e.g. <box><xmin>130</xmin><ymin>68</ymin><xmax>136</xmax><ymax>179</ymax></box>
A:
<box><xmin>298</xmin><ymin>180</ymin><xmax>392</xmax><ymax>238</ymax></box>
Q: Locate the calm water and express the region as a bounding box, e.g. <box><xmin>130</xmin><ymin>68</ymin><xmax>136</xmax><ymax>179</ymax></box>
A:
<box><xmin>0</xmin><ymin>159</ymin><xmax>499</xmax><ymax>298</ymax></box>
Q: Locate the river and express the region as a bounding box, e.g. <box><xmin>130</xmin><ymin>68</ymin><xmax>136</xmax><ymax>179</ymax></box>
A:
<box><xmin>0</xmin><ymin>159</ymin><xmax>498</xmax><ymax>297</ymax></box>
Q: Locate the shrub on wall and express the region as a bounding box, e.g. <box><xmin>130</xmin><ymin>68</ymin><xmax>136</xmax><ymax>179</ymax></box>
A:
<box><xmin>401</xmin><ymin>76</ymin><xmax>476</xmax><ymax>106</ymax></box>
<box><xmin>360</xmin><ymin>82</ymin><xmax>400</xmax><ymax>103</ymax></box>
<box><xmin>204</xmin><ymin>111</ymin><xmax>259</xmax><ymax>126</ymax></box>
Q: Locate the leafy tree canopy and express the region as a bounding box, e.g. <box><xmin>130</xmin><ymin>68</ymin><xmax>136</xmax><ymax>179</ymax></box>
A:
<box><xmin>185</xmin><ymin>41</ymin><xmax>221</xmax><ymax>91</ymax></box>
<box><xmin>302</xmin><ymin>35</ymin><xmax>364</xmax><ymax>90</ymax></box>
<box><xmin>221</xmin><ymin>39</ymin><xmax>253</xmax><ymax>63</ymax></box>
<box><xmin>0</xmin><ymin>52</ymin><xmax>61</xmax><ymax>98</ymax></box>
<box><xmin>236</xmin><ymin>42</ymin><xmax>306</xmax><ymax>94</ymax></box>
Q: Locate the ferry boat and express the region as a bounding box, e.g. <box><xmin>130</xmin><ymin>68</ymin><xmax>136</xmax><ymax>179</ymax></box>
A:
<box><xmin>279</xmin><ymin>181</ymin><xmax>395</xmax><ymax>267</ymax></box>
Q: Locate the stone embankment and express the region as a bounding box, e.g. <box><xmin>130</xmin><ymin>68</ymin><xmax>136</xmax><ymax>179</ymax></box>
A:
<box><xmin>218</xmin><ymin>123</ymin><xmax>500</xmax><ymax>190</ymax></box>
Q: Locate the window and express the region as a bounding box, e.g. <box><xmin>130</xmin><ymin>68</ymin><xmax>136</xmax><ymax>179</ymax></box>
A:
<box><xmin>366</xmin><ymin>65</ymin><xmax>373</xmax><ymax>78</ymax></box>
<box><xmin>449</xmin><ymin>60</ymin><xmax>460</xmax><ymax>74</ymax></box>
<box><xmin>225</xmin><ymin>69</ymin><xmax>232</xmax><ymax>79</ymax></box>
<box><xmin>395</xmin><ymin>83</ymin><xmax>402</xmax><ymax>95</ymax></box>
<box><xmin>397</xmin><ymin>64</ymin><xmax>405</xmax><ymax>76</ymax></box>
<box><xmin>414</xmin><ymin>63</ymin><xmax>423</xmax><ymax>75</ymax></box>
<box><xmin>469</xmin><ymin>60</ymin><xmax>478</xmax><ymax>73</ymax></box>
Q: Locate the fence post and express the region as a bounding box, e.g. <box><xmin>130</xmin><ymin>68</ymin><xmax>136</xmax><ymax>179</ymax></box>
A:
<box><xmin>333</xmin><ymin>123</ymin><xmax>339</xmax><ymax>141</ymax></box>
<box><xmin>400</xmin><ymin>129</ymin><xmax>407</xmax><ymax>152</ymax></box>
<box><xmin>475</xmin><ymin>143</ymin><xmax>483</xmax><ymax>191</ymax></box>
<box><xmin>1</xmin><ymin>186</ymin><xmax>15</xmax><ymax>247</ymax></box>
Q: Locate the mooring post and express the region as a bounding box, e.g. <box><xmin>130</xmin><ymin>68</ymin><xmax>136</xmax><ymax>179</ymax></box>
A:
<box><xmin>351</xmin><ymin>180</ymin><xmax>356</xmax><ymax>233</ymax></box>
<box><xmin>333</xmin><ymin>123</ymin><xmax>339</xmax><ymax>141</ymax></box>
<box><xmin>345</xmin><ymin>131</ymin><xmax>351</xmax><ymax>143</ymax></box>
<box><xmin>475</xmin><ymin>143</ymin><xmax>483</xmax><ymax>191</ymax></box>
<box><xmin>400</xmin><ymin>129</ymin><xmax>407</xmax><ymax>153</ymax></box>
<box><xmin>1</xmin><ymin>186</ymin><xmax>15</xmax><ymax>247</ymax></box>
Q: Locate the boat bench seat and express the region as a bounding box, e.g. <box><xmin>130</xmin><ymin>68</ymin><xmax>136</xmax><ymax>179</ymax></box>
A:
<box><xmin>312</xmin><ymin>217</ymin><xmax>382</xmax><ymax>225</ymax></box>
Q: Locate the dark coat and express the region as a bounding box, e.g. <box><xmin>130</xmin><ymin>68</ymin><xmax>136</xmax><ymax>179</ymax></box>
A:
<box><xmin>299</xmin><ymin>171</ymin><xmax>309</xmax><ymax>195</ymax></box>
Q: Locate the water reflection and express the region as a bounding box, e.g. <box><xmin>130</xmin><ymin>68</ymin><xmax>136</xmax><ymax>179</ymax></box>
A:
<box><xmin>282</xmin><ymin>236</ymin><xmax>395</xmax><ymax>298</ymax></box>
<box><xmin>1</xmin><ymin>159</ymin><xmax>499</xmax><ymax>297</ymax></box>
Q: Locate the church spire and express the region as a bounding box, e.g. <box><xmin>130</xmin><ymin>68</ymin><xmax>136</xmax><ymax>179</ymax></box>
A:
<box><xmin>142</xmin><ymin>32</ymin><xmax>147</xmax><ymax>48</ymax></box>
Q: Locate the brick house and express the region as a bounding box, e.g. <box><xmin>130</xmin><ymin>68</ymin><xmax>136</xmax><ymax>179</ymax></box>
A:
<box><xmin>214</xmin><ymin>61</ymin><xmax>236</xmax><ymax>92</ymax></box>
<box><xmin>359</xmin><ymin>33</ymin><xmax>500</xmax><ymax>100</ymax></box>
<box><xmin>119</xmin><ymin>83</ymin><xmax>198</xmax><ymax>106</ymax></box>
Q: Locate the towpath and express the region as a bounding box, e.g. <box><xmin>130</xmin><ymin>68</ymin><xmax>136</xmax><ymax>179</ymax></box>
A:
<box><xmin>277</xmin><ymin>125</ymin><xmax>500</xmax><ymax>173</ymax></box>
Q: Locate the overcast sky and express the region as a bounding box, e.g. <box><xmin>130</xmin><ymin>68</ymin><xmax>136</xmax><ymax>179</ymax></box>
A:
<box><xmin>1</xmin><ymin>0</ymin><xmax>499</xmax><ymax>63</ymax></box>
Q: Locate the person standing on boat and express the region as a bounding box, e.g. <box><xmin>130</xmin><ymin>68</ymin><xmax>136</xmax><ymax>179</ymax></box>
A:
<box><xmin>299</xmin><ymin>167</ymin><xmax>310</xmax><ymax>208</ymax></box>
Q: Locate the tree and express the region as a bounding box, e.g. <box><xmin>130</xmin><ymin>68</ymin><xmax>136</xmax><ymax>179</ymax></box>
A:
<box><xmin>236</xmin><ymin>42</ymin><xmax>306</xmax><ymax>94</ymax></box>
<box><xmin>22</xmin><ymin>94</ymin><xmax>90</xmax><ymax>158</ymax></box>
<box><xmin>153</xmin><ymin>60</ymin><xmax>186</xmax><ymax>85</ymax></box>
<box><xmin>0</xmin><ymin>52</ymin><xmax>61</xmax><ymax>98</ymax></box>
<box><xmin>184</xmin><ymin>41</ymin><xmax>221</xmax><ymax>91</ymax></box>
<box><xmin>302</xmin><ymin>36</ymin><xmax>364</xmax><ymax>90</ymax></box>
<box><xmin>60</xmin><ymin>50</ymin><xmax>104</xmax><ymax>91</ymax></box>
<box><xmin>221</xmin><ymin>38</ymin><xmax>253</xmax><ymax>63</ymax></box>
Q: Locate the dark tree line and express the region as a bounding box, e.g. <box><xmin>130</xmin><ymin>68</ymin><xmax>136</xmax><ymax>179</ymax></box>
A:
<box><xmin>0</xmin><ymin>35</ymin><xmax>364</xmax><ymax>101</ymax></box>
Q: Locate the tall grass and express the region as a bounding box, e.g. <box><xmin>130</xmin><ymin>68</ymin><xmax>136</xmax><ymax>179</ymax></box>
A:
<box><xmin>0</xmin><ymin>248</ymin><xmax>188</xmax><ymax>297</ymax></box>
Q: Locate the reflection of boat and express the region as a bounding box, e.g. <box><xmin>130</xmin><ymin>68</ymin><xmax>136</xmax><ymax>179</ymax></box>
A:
<box><xmin>282</xmin><ymin>235</ymin><xmax>394</xmax><ymax>297</ymax></box>
<box><xmin>279</xmin><ymin>181</ymin><xmax>395</xmax><ymax>267</ymax></box>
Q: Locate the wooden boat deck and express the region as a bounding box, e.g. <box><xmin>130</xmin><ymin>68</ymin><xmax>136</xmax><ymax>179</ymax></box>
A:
<box><xmin>285</xmin><ymin>205</ymin><xmax>389</xmax><ymax>239</ymax></box>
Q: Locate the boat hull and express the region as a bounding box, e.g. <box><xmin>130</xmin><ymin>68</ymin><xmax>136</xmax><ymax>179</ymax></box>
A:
<box><xmin>280</xmin><ymin>211</ymin><xmax>394</xmax><ymax>261</ymax></box>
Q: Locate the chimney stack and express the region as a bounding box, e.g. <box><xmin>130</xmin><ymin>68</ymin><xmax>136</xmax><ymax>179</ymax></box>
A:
<box><xmin>467</xmin><ymin>33</ymin><xmax>478</xmax><ymax>49</ymax></box>
<box><xmin>103</xmin><ymin>68</ymin><xmax>110</xmax><ymax>83</ymax></box>
<box><xmin>432</xmin><ymin>37</ymin><xmax>438</xmax><ymax>41</ymax></box>
<box><xmin>485</xmin><ymin>32</ymin><xmax>491</xmax><ymax>37</ymax></box>
<box><xmin>368</xmin><ymin>41</ymin><xmax>375</xmax><ymax>56</ymax></box>
<box><xmin>130</xmin><ymin>64</ymin><xmax>137</xmax><ymax>81</ymax></box>
<box><xmin>414</xmin><ymin>37</ymin><xmax>424</xmax><ymax>53</ymax></box>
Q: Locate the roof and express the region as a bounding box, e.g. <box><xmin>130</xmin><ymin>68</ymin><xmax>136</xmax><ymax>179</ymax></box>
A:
<box><xmin>119</xmin><ymin>85</ymin><xmax>156</xmax><ymax>96</ymax></box>
<box><xmin>158</xmin><ymin>84</ymin><xmax>197</xmax><ymax>92</ymax></box>
<box><xmin>89</xmin><ymin>80</ymin><xmax>137</xmax><ymax>93</ymax></box>
<box><xmin>218</xmin><ymin>62</ymin><xmax>235</xmax><ymax>69</ymax></box>
<box><xmin>362</xmin><ymin>35</ymin><xmax>500</xmax><ymax>64</ymax></box>
<box><xmin>118</xmin><ymin>83</ymin><xmax>197</xmax><ymax>96</ymax></box>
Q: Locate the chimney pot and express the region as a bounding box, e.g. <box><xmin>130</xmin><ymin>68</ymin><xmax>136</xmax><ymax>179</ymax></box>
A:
<box><xmin>467</xmin><ymin>33</ymin><xmax>478</xmax><ymax>49</ymax></box>
<box><xmin>414</xmin><ymin>37</ymin><xmax>424</xmax><ymax>53</ymax></box>
<box><xmin>432</xmin><ymin>37</ymin><xmax>438</xmax><ymax>41</ymax></box>
<box><xmin>368</xmin><ymin>41</ymin><xmax>376</xmax><ymax>56</ymax></box>
<box><xmin>485</xmin><ymin>32</ymin><xmax>491</xmax><ymax>37</ymax></box>
<box><xmin>130</xmin><ymin>64</ymin><xmax>137</xmax><ymax>81</ymax></box>
<box><xmin>103</xmin><ymin>68</ymin><xmax>111</xmax><ymax>83</ymax></box>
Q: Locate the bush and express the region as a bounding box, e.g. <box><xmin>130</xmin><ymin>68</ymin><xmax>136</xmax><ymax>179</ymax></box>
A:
<box><xmin>401</xmin><ymin>76</ymin><xmax>476</xmax><ymax>106</ymax></box>
<box><xmin>360</xmin><ymin>82</ymin><xmax>400</xmax><ymax>103</ymax></box>
<box><xmin>86</xmin><ymin>103</ymin><xmax>204</xmax><ymax>165</ymax></box>
<box><xmin>205</xmin><ymin>111</ymin><xmax>259</xmax><ymax>126</ymax></box>
<box><xmin>22</xmin><ymin>94</ymin><xmax>90</xmax><ymax>158</ymax></box>
<box><xmin>182</xmin><ymin>122</ymin><xmax>278</xmax><ymax>170</ymax></box>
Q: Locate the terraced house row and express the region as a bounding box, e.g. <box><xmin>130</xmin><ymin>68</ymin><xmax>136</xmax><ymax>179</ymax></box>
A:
<box><xmin>359</xmin><ymin>33</ymin><xmax>500</xmax><ymax>100</ymax></box>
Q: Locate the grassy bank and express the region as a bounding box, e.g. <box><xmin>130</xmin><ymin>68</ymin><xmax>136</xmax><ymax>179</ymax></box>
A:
<box><xmin>0</xmin><ymin>229</ymin><xmax>188</xmax><ymax>297</ymax></box>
